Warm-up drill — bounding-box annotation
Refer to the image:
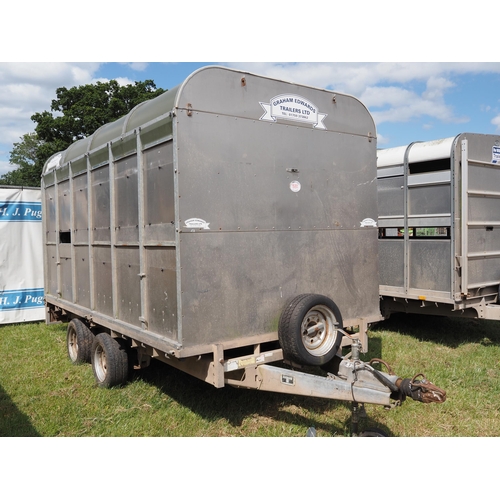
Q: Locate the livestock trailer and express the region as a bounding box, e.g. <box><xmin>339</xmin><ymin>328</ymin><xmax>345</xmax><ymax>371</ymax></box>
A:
<box><xmin>377</xmin><ymin>132</ymin><xmax>500</xmax><ymax>319</ymax></box>
<box><xmin>41</xmin><ymin>67</ymin><xmax>444</xmax><ymax>433</ymax></box>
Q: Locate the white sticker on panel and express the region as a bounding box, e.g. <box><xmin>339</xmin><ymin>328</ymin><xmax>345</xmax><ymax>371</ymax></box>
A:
<box><xmin>260</xmin><ymin>94</ymin><xmax>327</xmax><ymax>130</ymax></box>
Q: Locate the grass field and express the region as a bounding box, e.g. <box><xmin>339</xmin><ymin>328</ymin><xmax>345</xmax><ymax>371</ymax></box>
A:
<box><xmin>1</xmin><ymin>313</ymin><xmax>499</xmax><ymax>437</ymax></box>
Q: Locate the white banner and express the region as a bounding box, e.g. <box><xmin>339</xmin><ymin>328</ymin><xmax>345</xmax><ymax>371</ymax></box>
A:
<box><xmin>0</xmin><ymin>187</ymin><xmax>44</xmax><ymax>324</ymax></box>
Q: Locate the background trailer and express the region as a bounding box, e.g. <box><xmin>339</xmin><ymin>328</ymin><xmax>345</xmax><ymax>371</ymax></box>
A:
<box><xmin>0</xmin><ymin>186</ymin><xmax>44</xmax><ymax>324</ymax></box>
<box><xmin>377</xmin><ymin>132</ymin><xmax>500</xmax><ymax>319</ymax></box>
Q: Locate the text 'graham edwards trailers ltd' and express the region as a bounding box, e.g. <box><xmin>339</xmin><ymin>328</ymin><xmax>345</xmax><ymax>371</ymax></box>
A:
<box><xmin>377</xmin><ymin>133</ymin><xmax>500</xmax><ymax>320</ymax></box>
<box><xmin>42</xmin><ymin>66</ymin><xmax>445</xmax><ymax>436</ymax></box>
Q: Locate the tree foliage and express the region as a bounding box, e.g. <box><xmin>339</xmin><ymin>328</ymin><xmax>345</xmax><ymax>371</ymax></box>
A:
<box><xmin>0</xmin><ymin>133</ymin><xmax>43</xmax><ymax>186</ymax></box>
<box><xmin>0</xmin><ymin>80</ymin><xmax>166</xmax><ymax>187</ymax></box>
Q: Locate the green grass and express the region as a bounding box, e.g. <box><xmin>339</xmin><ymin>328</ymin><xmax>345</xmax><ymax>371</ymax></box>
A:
<box><xmin>1</xmin><ymin>314</ymin><xmax>499</xmax><ymax>437</ymax></box>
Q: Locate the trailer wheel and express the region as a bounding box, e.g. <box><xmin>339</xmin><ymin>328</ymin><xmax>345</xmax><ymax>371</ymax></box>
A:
<box><xmin>278</xmin><ymin>294</ymin><xmax>343</xmax><ymax>366</ymax></box>
<box><xmin>360</xmin><ymin>428</ymin><xmax>388</xmax><ymax>437</ymax></box>
<box><xmin>91</xmin><ymin>333</ymin><xmax>129</xmax><ymax>388</ymax></box>
<box><xmin>67</xmin><ymin>319</ymin><xmax>94</xmax><ymax>364</ymax></box>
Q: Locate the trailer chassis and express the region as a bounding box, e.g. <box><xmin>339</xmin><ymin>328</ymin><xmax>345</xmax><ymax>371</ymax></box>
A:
<box><xmin>54</xmin><ymin>304</ymin><xmax>446</xmax><ymax>436</ymax></box>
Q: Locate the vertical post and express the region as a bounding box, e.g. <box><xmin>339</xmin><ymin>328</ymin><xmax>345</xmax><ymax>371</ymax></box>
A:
<box><xmin>461</xmin><ymin>139</ymin><xmax>469</xmax><ymax>296</ymax></box>
<box><xmin>87</xmin><ymin>153</ymin><xmax>95</xmax><ymax>311</ymax></box>
<box><xmin>41</xmin><ymin>175</ymin><xmax>49</xmax><ymax>322</ymax></box>
<box><xmin>212</xmin><ymin>344</ymin><xmax>225</xmax><ymax>388</ymax></box>
<box><xmin>403</xmin><ymin>144</ymin><xmax>411</xmax><ymax>295</ymax></box>
<box><xmin>109</xmin><ymin>143</ymin><xmax>118</xmax><ymax>318</ymax></box>
<box><xmin>54</xmin><ymin>170</ymin><xmax>61</xmax><ymax>299</ymax></box>
<box><xmin>351</xmin><ymin>402</ymin><xmax>360</xmax><ymax>437</ymax></box>
<box><xmin>358</xmin><ymin>318</ymin><xmax>368</xmax><ymax>353</ymax></box>
<box><xmin>173</xmin><ymin>112</ymin><xmax>183</xmax><ymax>346</ymax></box>
<box><xmin>350</xmin><ymin>338</ymin><xmax>361</xmax><ymax>436</ymax></box>
<box><xmin>136</xmin><ymin>130</ymin><xmax>147</xmax><ymax>330</ymax></box>
<box><xmin>69</xmin><ymin>162</ymin><xmax>76</xmax><ymax>303</ymax></box>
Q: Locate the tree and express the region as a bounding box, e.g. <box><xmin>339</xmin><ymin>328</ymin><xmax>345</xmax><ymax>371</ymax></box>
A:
<box><xmin>0</xmin><ymin>80</ymin><xmax>166</xmax><ymax>187</ymax></box>
<box><xmin>0</xmin><ymin>133</ymin><xmax>43</xmax><ymax>186</ymax></box>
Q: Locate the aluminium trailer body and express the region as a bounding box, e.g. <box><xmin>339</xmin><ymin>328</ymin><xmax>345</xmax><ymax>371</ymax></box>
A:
<box><xmin>377</xmin><ymin>132</ymin><xmax>500</xmax><ymax>319</ymax></box>
<box><xmin>42</xmin><ymin>66</ymin><xmax>380</xmax><ymax>371</ymax></box>
<box><xmin>41</xmin><ymin>67</ymin><xmax>445</xmax><ymax>429</ymax></box>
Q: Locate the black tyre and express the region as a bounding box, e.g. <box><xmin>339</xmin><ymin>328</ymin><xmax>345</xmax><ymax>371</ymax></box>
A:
<box><xmin>91</xmin><ymin>333</ymin><xmax>129</xmax><ymax>388</ymax></box>
<box><xmin>360</xmin><ymin>428</ymin><xmax>388</xmax><ymax>437</ymax></box>
<box><xmin>278</xmin><ymin>294</ymin><xmax>343</xmax><ymax>366</ymax></box>
<box><xmin>67</xmin><ymin>318</ymin><xmax>94</xmax><ymax>364</ymax></box>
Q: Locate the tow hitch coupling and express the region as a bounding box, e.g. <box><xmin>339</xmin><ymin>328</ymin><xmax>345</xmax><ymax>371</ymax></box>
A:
<box><xmin>396</xmin><ymin>373</ymin><xmax>447</xmax><ymax>404</ymax></box>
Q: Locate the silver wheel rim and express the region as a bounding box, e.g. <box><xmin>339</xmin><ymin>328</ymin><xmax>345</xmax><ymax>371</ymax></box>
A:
<box><xmin>301</xmin><ymin>305</ymin><xmax>338</xmax><ymax>357</ymax></box>
<box><xmin>68</xmin><ymin>328</ymin><xmax>78</xmax><ymax>362</ymax></box>
<box><xmin>94</xmin><ymin>344</ymin><xmax>107</xmax><ymax>382</ymax></box>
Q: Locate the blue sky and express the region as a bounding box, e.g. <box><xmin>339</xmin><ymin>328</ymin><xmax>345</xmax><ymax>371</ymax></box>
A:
<box><xmin>1</xmin><ymin>2</ymin><xmax>499</xmax><ymax>178</ymax></box>
<box><xmin>1</xmin><ymin>61</ymin><xmax>500</xmax><ymax>177</ymax></box>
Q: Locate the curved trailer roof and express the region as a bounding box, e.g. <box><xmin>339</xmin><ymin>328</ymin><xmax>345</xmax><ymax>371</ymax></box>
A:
<box><xmin>377</xmin><ymin>136</ymin><xmax>458</xmax><ymax>168</ymax></box>
<box><xmin>43</xmin><ymin>65</ymin><xmax>376</xmax><ymax>177</ymax></box>
<box><xmin>42</xmin><ymin>83</ymin><xmax>181</xmax><ymax>175</ymax></box>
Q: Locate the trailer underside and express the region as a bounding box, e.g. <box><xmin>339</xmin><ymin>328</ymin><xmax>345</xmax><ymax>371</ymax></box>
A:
<box><xmin>54</xmin><ymin>301</ymin><xmax>446</xmax><ymax>436</ymax></box>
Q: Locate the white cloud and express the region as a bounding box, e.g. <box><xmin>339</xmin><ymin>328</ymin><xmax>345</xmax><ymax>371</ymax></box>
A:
<box><xmin>228</xmin><ymin>62</ymin><xmax>500</xmax><ymax>96</ymax></box>
<box><xmin>360</xmin><ymin>86</ymin><xmax>417</xmax><ymax>108</ymax></box>
<box><xmin>120</xmin><ymin>63</ymin><xmax>149</xmax><ymax>72</ymax></box>
<box><xmin>89</xmin><ymin>77</ymin><xmax>136</xmax><ymax>87</ymax></box>
<box><xmin>0</xmin><ymin>105</ymin><xmax>31</xmax><ymax>120</ymax></box>
<box><xmin>422</xmin><ymin>76</ymin><xmax>455</xmax><ymax>100</ymax></box>
<box><xmin>0</xmin><ymin>160</ymin><xmax>14</xmax><ymax>177</ymax></box>
<box><xmin>0</xmin><ymin>63</ymin><xmax>101</xmax><ymax>87</ymax></box>
<box><xmin>0</xmin><ymin>63</ymin><xmax>104</xmax><ymax>137</ymax></box>
<box><xmin>492</xmin><ymin>114</ymin><xmax>500</xmax><ymax>132</ymax></box>
<box><xmin>356</xmin><ymin>71</ymin><xmax>469</xmax><ymax>126</ymax></box>
<box><xmin>376</xmin><ymin>133</ymin><xmax>389</xmax><ymax>146</ymax></box>
<box><xmin>371</xmin><ymin>99</ymin><xmax>467</xmax><ymax>126</ymax></box>
<box><xmin>0</xmin><ymin>83</ymin><xmax>45</xmax><ymax>101</ymax></box>
<box><xmin>0</xmin><ymin>124</ymin><xmax>33</xmax><ymax>145</ymax></box>
<box><xmin>0</xmin><ymin>63</ymin><xmax>143</xmax><ymax>169</ymax></box>
<box><xmin>361</xmin><ymin>87</ymin><xmax>449</xmax><ymax>125</ymax></box>
<box><xmin>0</xmin><ymin>63</ymin><xmax>107</xmax><ymax>173</ymax></box>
